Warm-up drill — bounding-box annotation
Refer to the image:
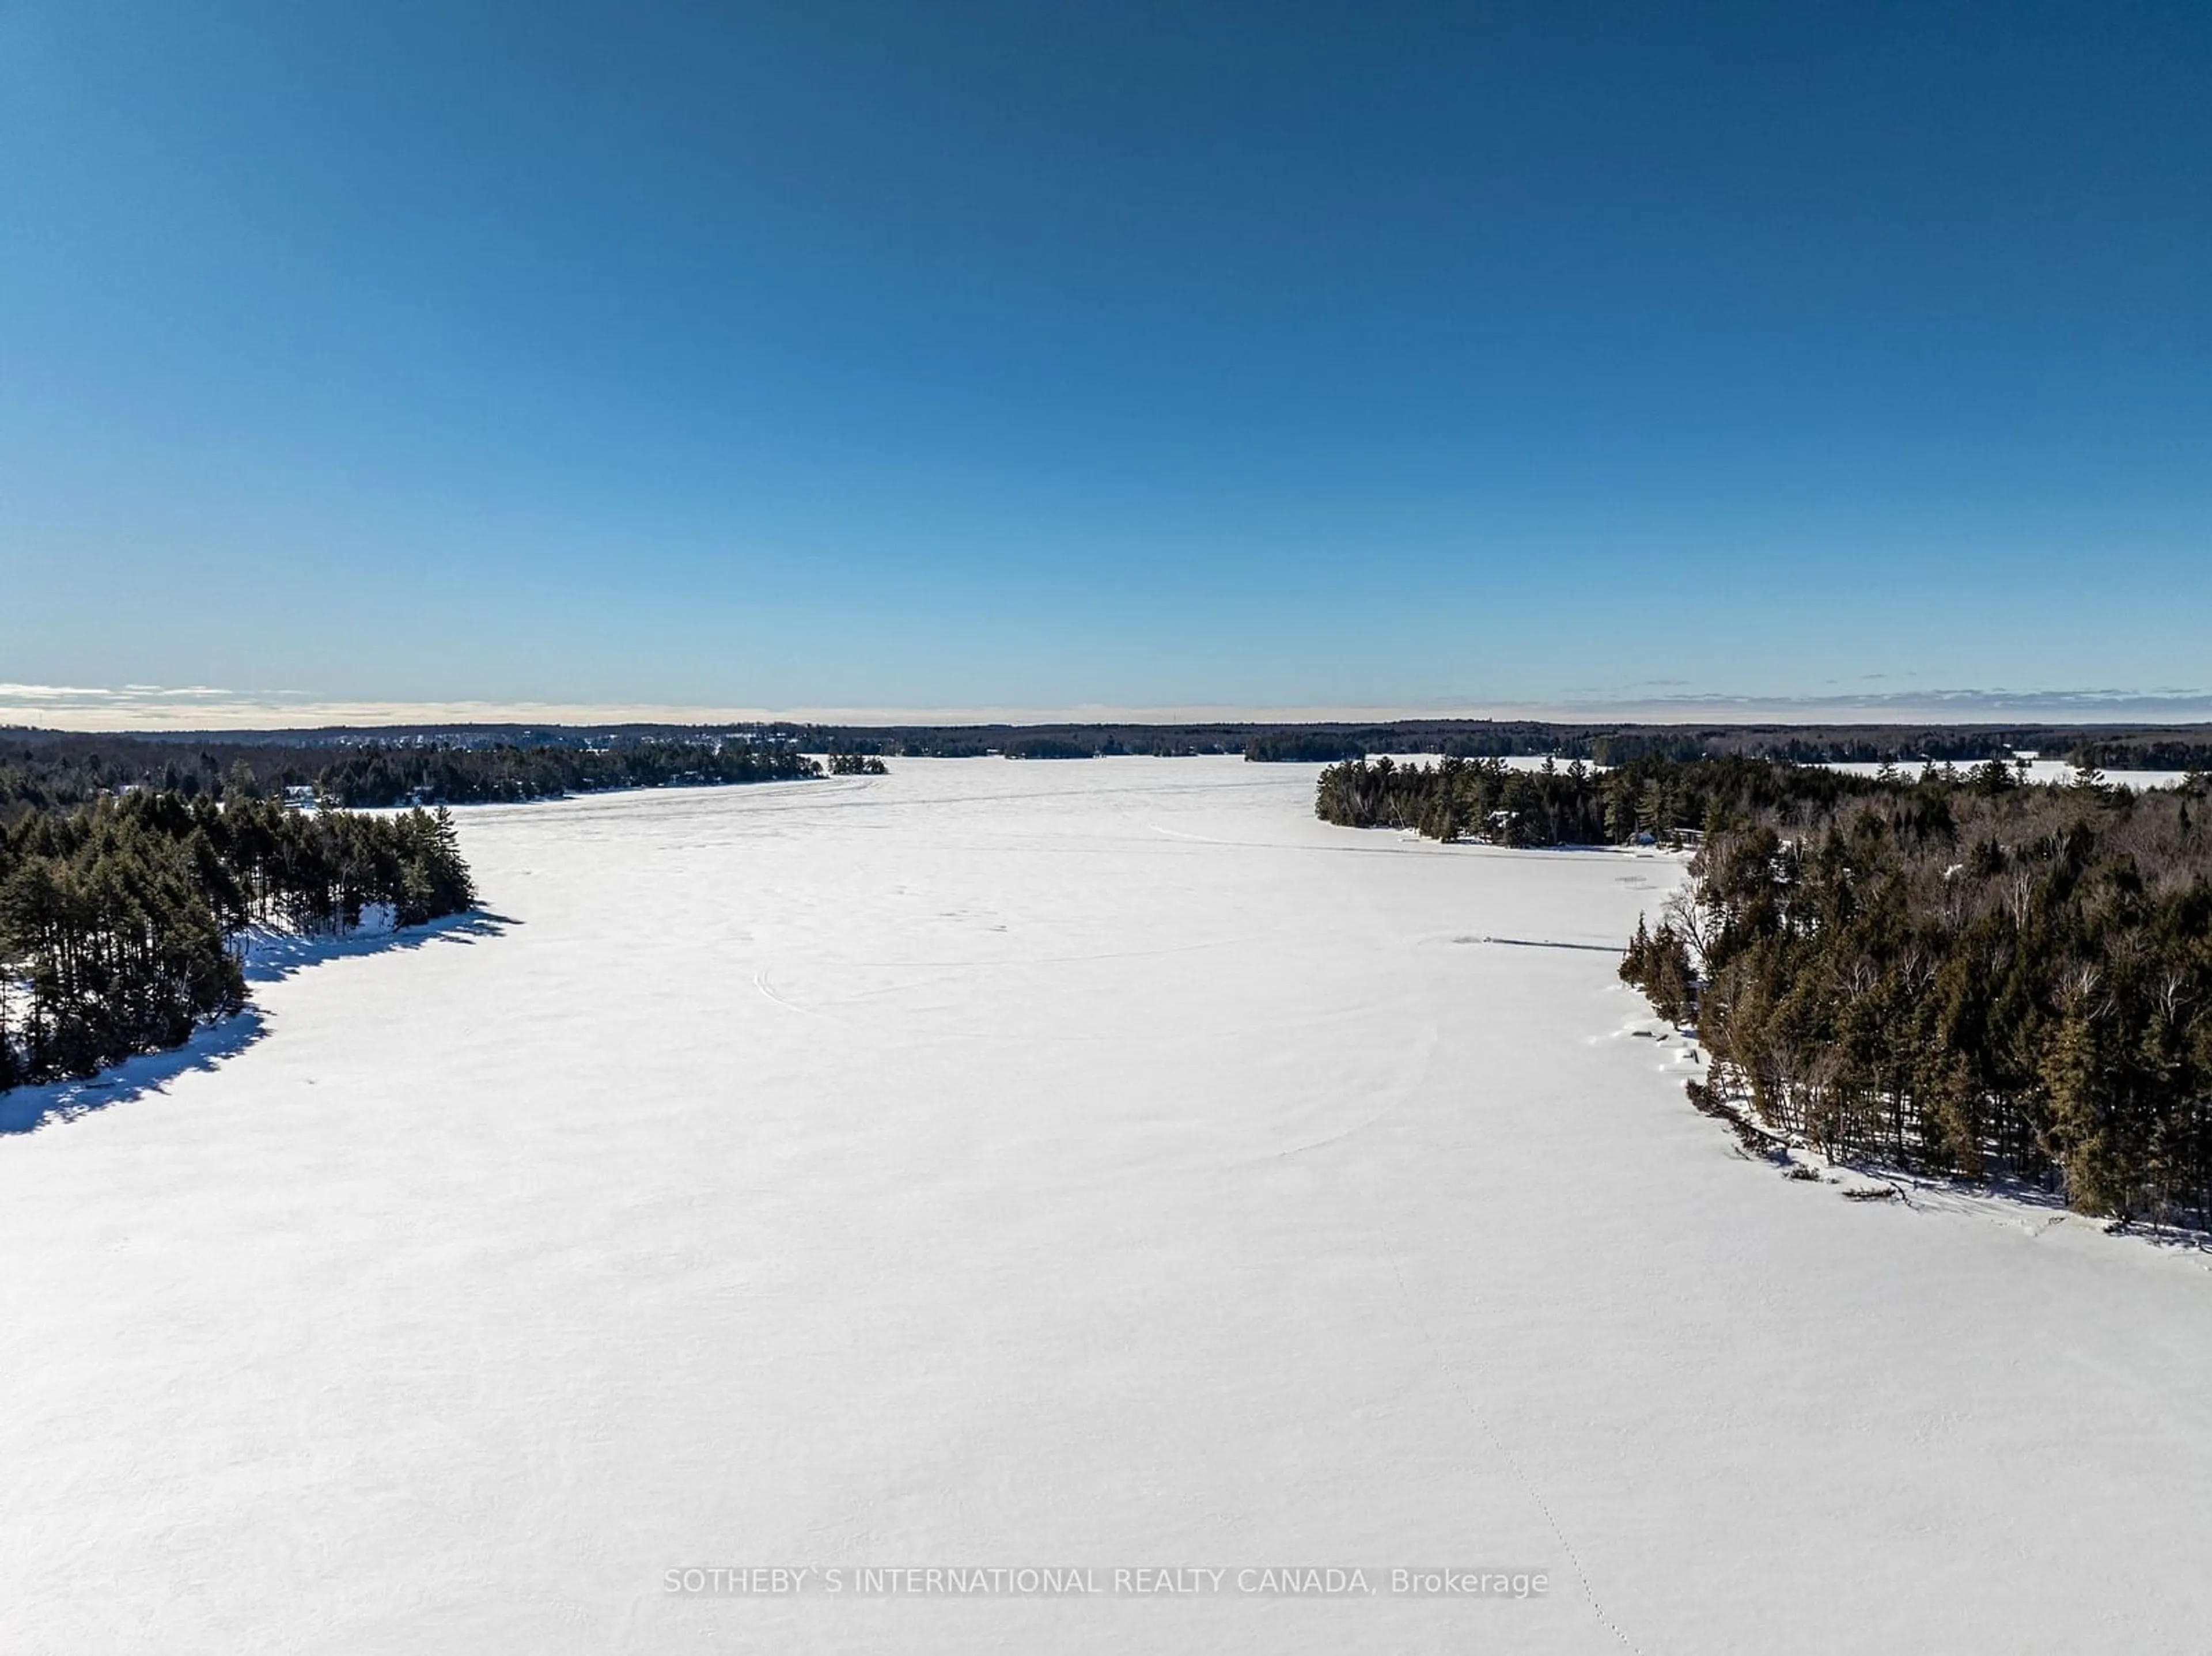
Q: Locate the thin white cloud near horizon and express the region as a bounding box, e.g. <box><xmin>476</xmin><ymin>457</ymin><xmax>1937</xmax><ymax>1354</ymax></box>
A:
<box><xmin>6</xmin><ymin>683</ymin><xmax>2212</xmax><ymax>733</ymax></box>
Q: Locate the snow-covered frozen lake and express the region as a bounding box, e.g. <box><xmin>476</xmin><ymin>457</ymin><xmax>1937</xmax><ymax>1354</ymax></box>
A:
<box><xmin>6</xmin><ymin>757</ymin><xmax>2209</xmax><ymax>1654</ymax></box>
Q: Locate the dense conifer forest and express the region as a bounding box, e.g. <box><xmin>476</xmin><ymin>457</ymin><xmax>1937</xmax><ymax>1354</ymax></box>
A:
<box><xmin>1311</xmin><ymin>753</ymin><xmax>2212</xmax><ymax>1230</ymax></box>
<box><xmin>1</xmin><ymin>793</ymin><xmax>477</xmax><ymax>1092</ymax></box>
<box><xmin>0</xmin><ymin>728</ymin><xmax>841</xmax><ymax>1096</ymax></box>
<box><xmin>1243</xmin><ymin>732</ymin><xmax>1366</xmax><ymax>763</ymax></box>
<box><xmin>311</xmin><ymin>739</ymin><xmax>818</xmax><ymax>805</ymax></box>
<box><xmin>1312</xmin><ymin>752</ymin><xmax>1880</xmax><ymax>846</ymax></box>
<box><xmin>2</xmin><ymin>732</ymin><xmax>819</xmax><ymax>813</ymax></box>
<box><xmin>1622</xmin><ymin>769</ymin><xmax>2212</xmax><ymax>1230</ymax></box>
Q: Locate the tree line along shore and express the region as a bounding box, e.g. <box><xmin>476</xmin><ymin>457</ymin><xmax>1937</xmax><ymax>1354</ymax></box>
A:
<box><xmin>3</xmin><ymin>732</ymin><xmax>827</xmax><ymax>814</ymax></box>
<box><xmin>0</xmin><ymin>738</ymin><xmax>884</xmax><ymax>1097</ymax></box>
<box><xmin>10</xmin><ymin>717</ymin><xmax>2211</xmax><ymax>799</ymax></box>
<box><xmin>0</xmin><ymin>795</ymin><xmax>476</xmax><ymax>1092</ymax></box>
<box><xmin>1315</xmin><ymin>753</ymin><xmax>2212</xmax><ymax>1231</ymax></box>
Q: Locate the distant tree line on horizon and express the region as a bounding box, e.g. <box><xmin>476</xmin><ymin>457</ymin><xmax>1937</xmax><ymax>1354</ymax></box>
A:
<box><xmin>1</xmin><ymin>733</ymin><xmax>821</xmax><ymax>818</ymax></box>
<box><xmin>10</xmin><ymin>718</ymin><xmax>2210</xmax><ymax>785</ymax></box>
<box><xmin>787</xmin><ymin>721</ymin><xmax>2212</xmax><ymax>768</ymax></box>
<box><xmin>812</xmin><ymin>720</ymin><xmax>2212</xmax><ymax>768</ymax></box>
<box><xmin>1244</xmin><ymin>733</ymin><xmax>1366</xmax><ymax>763</ymax></box>
<box><xmin>1</xmin><ymin>793</ymin><xmax>476</xmax><ymax>1093</ymax></box>
<box><xmin>1287</xmin><ymin>725</ymin><xmax>2212</xmax><ymax>771</ymax></box>
<box><xmin>312</xmin><ymin>739</ymin><xmax>819</xmax><ymax>806</ymax></box>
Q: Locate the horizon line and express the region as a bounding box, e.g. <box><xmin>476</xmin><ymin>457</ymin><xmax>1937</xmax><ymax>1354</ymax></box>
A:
<box><xmin>8</xmin><ymin>683</ymin><xmax>2212</xmax><ymax>734</ymax></box>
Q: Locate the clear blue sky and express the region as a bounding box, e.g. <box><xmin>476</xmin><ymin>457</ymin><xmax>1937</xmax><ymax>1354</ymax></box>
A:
<box><xmin>3</xmin><ymin>1</ymin><xmax>2208</xmax><ymax>722</ymax></box>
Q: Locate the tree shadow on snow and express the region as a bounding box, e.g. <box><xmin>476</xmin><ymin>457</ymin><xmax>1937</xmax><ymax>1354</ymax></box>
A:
<box><xmin>237</xmin><ymin>908</ymin><xmax>515</xmax><ymax>985</ymax></box>
<box><xmin>1</xmin><ymin>910</ymin><xmax>517</xmax><ymax>1136</ymax></box>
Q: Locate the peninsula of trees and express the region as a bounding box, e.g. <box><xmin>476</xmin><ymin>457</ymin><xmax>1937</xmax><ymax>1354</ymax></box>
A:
<box><xmin>1</xmin><ymin>728</ymin><xmax>839</xmax><ymax>1096</ymax></box>
<box><xmin>1</xmin><ymin>793</ymin><xmax>476</xmax><ymax>1092</ymax></box>
<box><xmin>1621</xmin><ymin>767</ymin><xmax>2212</xmax><ymax>1230</ymax></box>
<box><xmin>1312</xmin><ymin>752</ymin><xmax>1877</xmax><ymax>847</ymax></box>
<box><xmin>1312</xmin><ymin>753</ymin><xmax>2212</xmax><ymax>1231</ymax></box>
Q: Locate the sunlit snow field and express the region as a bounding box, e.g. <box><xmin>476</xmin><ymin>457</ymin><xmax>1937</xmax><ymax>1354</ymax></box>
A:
<box><xmin>5</xmin><ymin>757</ymin><xmax>2210</xmax><ymax>1654</ymax></box>
<box><xmin>1823</xmin><ymin>757</ymin><xmax>2196</xmax><ymax>789</ymax></box>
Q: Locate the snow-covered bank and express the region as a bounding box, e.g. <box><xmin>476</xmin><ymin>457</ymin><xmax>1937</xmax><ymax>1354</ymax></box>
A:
<box><xmin>230</xmin><ymin>906</ymin><xmax>506</xmax><ymax>985</ymax></box>
<box><xmin>0</xmin><ymin>1009</ymin><xmax>270</xmax><ymax>1136</ymax></box>
<box><xmin>3</xmin><ymin>757</ymin><xmax>2209</xmax><ymax>1655</ymax></box>
<box><xmin>1</xmin><ymin>911</ymin><xmax>505</xmax><ymax>1135</ymax></box>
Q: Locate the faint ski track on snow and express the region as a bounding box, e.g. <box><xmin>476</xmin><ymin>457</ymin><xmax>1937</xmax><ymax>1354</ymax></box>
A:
<box><xmin>1457</xmin><ymin>935</ymin><xmax>1624</xmax><ymax>954</ymax></box>
<box><xmin>1270</xmin><ymin>956</ymin><xmax>1643</xmax><ymax>1653</ymax></box>
<box><xmin>752</xmin><ymin>937</ymin><xmax>1268</xmax><ymax>1028</ymax></box>
<box><xmin>1274</xmin><ymin>1108</ymin><xmax>1400</xmax><ymax>1163</ymax></box>
<box><xmin>752</xmin><ymin>969</ymin><xmax>825</xmax><ymax>1017</ymax></box>
<box><xmin>1359</xmin><ymin>954</ymin><xmax>1646</xmax><ymax>1654</ymax></box>
<box><xmin>1377</xmin><ymin>1235</ymin><xmax>1646</xmax><ymax>1655</ymax></box>
<box><xmin>1152</xmin><ymin>823</ymin><xmax>1493</xmax><ymax>857</ymax></box>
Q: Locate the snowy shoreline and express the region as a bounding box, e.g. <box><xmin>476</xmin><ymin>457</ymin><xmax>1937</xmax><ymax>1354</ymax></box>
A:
<box><xmin>0</xmin><ymin>910</ymin><xmax>502</xmax><ymax>1135</ymax></box>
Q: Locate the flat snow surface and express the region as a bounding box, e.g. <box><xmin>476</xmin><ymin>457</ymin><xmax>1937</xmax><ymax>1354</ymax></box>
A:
<box><xmin>6</xmin><ymin>758</ymin><xmax>2210</xmax><ymax>1655</ymax></box>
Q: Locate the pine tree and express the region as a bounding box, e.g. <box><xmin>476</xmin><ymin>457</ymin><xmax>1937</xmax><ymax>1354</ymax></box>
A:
<box><xmin>2041</xmin><ymin>997</ymin><xmax>2130</xmax><ymax>1216</ymax></box>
